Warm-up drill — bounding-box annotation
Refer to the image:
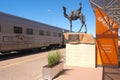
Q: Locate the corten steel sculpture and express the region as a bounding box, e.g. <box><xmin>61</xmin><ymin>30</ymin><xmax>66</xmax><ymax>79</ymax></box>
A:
<box><xmin>63</xmin><ymin>3</ymin><xmax>87</xmax><ymax>33</ymax></box>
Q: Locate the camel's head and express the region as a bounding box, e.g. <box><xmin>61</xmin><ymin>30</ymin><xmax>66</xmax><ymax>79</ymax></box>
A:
<box><xmin>62</xmin><ymin>6</ymin><xmax>66</xmax><ymax>11</ymax></box>
<box><xmin>79</xmin><ymin>3</ymin><xmax>82</xmax><ymax>6</ymax></box>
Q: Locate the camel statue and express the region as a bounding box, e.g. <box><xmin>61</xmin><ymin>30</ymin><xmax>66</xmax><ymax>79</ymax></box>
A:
<box><xmin>62</xmin><ymin>3</ymin><xmax>87</xmax><ymax>33</ymax></box>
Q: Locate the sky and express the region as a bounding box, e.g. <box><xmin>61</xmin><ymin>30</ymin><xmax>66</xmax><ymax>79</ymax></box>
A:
<box><xmin>0</xmin><ymin>0</ymin><xmax>95</xmax><ymax>36</ymax></box>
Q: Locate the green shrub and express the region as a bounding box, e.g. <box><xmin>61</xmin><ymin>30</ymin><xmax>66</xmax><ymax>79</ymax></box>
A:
<box><xmin>48</xmin><ymin>50</ymin><xmax>63</xmax><ymax>67</ymax></box>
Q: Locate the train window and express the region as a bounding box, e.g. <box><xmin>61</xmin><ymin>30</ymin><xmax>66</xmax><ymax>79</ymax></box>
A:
<box><xmin>0</xmin><ymin>24</ymin><xmax>1</xmax><ymax>32</ymax></box>
<box><xmin>53</xmin><ymin>32</ymin><xmax>57</xmax><ymax>37</ymax></box>
<box><xmin>26</xmin><ymin>28</ymin><xmax>33</xmax><ymax>35</ymax></box>
<box><xmin>39</xmin><ymin>30</ymin><xmax>44</xmax><ymax>36</ymax></box>
<box><xmin>58</xmin><ymin>33</ymin><xmax>62</xmax><ymax>37</ymax></box>
<box><xmin>14</xmin><ymin>26</ymin><xmax>22</xmax><ymax>34</ymax></box>
<box><xmin>46</xmin><ymin>31</ymin><xmax>51</xmax><ymax>36</ymax></box>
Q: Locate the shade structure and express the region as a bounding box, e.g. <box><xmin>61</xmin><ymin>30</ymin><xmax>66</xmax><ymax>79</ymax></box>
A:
<box><xmin>89</xmin><ymin>0</ymin><xmax>120</xmax><ymax>28</ymax></box>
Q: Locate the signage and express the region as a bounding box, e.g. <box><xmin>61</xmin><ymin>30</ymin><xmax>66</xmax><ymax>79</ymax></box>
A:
<box><xmin>69</xmin><ymin>34</ymin><xmax>79</xmax><ymax>44</ymax></box>
<box><xmin>96</xmin><ymin>7</ymin><xmax>118</xmax><ymax>66</ymax></box>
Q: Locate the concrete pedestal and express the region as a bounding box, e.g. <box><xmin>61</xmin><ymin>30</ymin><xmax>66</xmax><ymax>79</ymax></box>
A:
<box><xmin>66</xmin><ymin>43</ymin><xmax>96</xmax><ymax>68</ymax></box>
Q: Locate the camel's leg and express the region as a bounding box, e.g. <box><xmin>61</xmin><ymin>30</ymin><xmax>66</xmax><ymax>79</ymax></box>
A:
<box><xmin>84</xmin><ymin>24</ymin><xmax>87</xmax><ymax>33</ymax></box>
<box><xmin>78</xmin><ymin>25</ymin><xmax>83</xmax><ymax>32</ymax></box>
<box><xmin>70</xmin><ymin>20</ymin><xmax>72</xmax><ymax>32</ymax></box>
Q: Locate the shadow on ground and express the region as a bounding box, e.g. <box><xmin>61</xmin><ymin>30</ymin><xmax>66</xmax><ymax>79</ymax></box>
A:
<box><xmin>54</xmin><ymin>69</ymin><xmax>74</xmax><ymax>79</ymax></box>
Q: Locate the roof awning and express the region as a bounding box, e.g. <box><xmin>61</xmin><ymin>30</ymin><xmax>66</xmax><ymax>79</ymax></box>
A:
<box><xmin>89</xmin><ymin>0</ymin><xmax>120</xmax><ymax>28</ymax></box>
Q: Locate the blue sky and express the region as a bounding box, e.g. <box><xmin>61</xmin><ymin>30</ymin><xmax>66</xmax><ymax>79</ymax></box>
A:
<box><xmin>0</xmin><ymin>0</ymin><xmax>95</xmax><ymax>36</ymax></box>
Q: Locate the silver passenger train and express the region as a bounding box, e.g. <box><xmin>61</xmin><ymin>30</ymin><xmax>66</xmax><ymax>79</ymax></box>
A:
<box><xmin>0</xmin><ymin>12</ymin><xmax>67</xmax><ymax>54</ymax></box>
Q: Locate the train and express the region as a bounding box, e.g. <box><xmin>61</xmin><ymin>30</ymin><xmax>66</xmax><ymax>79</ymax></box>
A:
<box><xmin>0</xmin><ymin>12</ymin><xmax>68</xmax><ymax>54</ymax></box>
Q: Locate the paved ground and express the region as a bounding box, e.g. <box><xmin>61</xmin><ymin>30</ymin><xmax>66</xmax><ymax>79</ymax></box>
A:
<box><xmin>103</xmin><ymin>66</ymin><xmax>120</xmax><ymax>80</ymax></box>
<box><xmin>0</xmin><ymin>48</ymin><xmax>66</xmax><ymax>80</ymax></box>
<box><xmin>54</xmin><ymin>66</ymin><xmax>103</xmax><ymax>80</ymax></box>
<box><xmin>0</xmin><ymin>48</ymin><xmax>120</xmax><ymax>80</ymax></box>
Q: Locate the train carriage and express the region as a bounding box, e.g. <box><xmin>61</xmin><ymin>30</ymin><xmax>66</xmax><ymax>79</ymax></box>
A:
<box><xmin>0</xmin><ymin>12</ymin><xmax>67</xmax><ymax>54</ymax></box>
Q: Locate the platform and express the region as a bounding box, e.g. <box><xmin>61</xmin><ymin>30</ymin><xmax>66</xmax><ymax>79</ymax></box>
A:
<box><xmin>54</xmin><ymin>66</ymin><xmax>103</xmax><ymax>80</ymax></box>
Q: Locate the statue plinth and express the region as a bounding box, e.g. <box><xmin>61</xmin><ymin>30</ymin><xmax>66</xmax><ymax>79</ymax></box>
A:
<box><xmin>64</xmin><ymin>32</ymin><xmax>95</xmax><ymax>44</ymax></box>
<box><xmin>64</xmin><ymin>33</ymin><xmax>96</xmax><ymax>68</ymax></box>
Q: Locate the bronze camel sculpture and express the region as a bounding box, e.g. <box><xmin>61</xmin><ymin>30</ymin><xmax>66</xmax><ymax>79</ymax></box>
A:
<box><xmin>63</xmin><ymin>3</ymin><xmax>87</xmax><ymax>33</ymax></box>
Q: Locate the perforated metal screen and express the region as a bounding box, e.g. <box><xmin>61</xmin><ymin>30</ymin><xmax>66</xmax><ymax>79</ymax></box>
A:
<box><xmin>89</xmin><ymin>0</ymin><xmax>120</xmax><ymax>27</ymax></box>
